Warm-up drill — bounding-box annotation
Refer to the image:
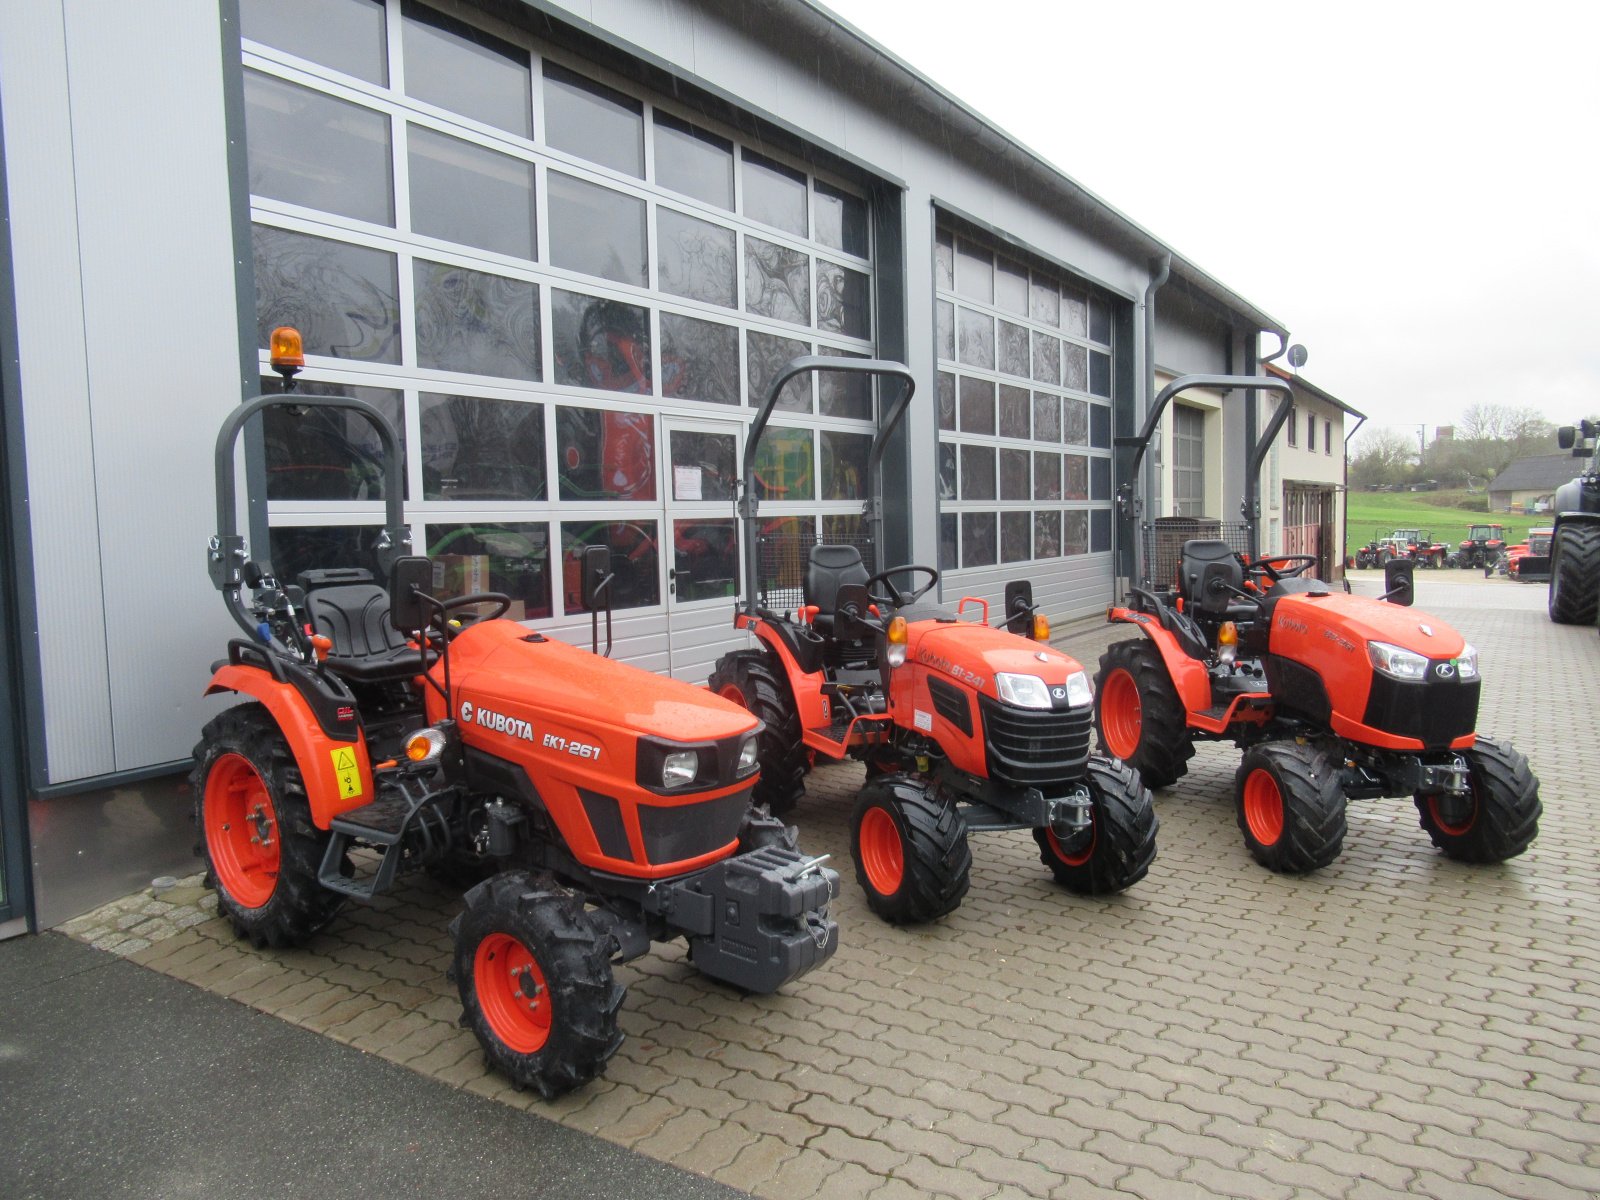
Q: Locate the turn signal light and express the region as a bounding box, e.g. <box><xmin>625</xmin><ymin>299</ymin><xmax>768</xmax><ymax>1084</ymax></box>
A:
<box><xmin>886</xmin><ymin>615</ymin><xmax>908</xmax><ymax>668</ymax></box>
<box><xmin>1218</xmin><ymin>621</ymin><xmax>1238</xmax><ymax>646</ymax></box>
<box><xmin>269</xmin><ymin>325</ymin><xmax>305</xmax><ymax>374</ymax></box>
<box><xmin>405</xmin><ymin>727</ymin><xmax>447</xmax><ymax>763</ymax></box>
<box><xmin>1032</xmin><ymin>613</ymin><xmax>1051</xmax><ymax>642</ymax></box>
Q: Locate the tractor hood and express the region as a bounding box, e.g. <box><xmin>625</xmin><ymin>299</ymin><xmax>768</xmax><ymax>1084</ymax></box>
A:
<box><xmin>908</xmin><ymin>620</ymin><xmax>1087</xmax><ymax>696</ymax></box>
<box><xmin>1270</xmin><ymin>592</ymin><xmax>1467</xmax><ymax>659</ymax></box>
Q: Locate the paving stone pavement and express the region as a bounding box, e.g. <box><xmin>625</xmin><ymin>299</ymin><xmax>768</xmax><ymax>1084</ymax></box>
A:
<box><xmin>63</xmin><ymin>571</ymin><xmax>1600</xmax><ymax>1199</ymax></box>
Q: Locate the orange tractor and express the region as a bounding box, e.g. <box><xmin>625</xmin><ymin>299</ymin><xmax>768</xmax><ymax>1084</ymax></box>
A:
<box><xmin>1096</xmin><ymin>373</ymin><xmax>1539</xmax><ymax>874</ymax></box>
<box><xmin>193</xmin><ymin>332</ymin><xmax>838</xmax><ymax>1096</ymax></box>
<box><xmin>712</xmin><ymin>356</ymin><xmax>1157</xmax><ymax>924</ymax></box>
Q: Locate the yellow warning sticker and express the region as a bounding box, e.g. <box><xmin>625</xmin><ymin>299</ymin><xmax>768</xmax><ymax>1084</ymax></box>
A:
<box><xmin>330</xmin><ymin>746</ymin><xmax>362</xmax><ymax>800</ymax></box>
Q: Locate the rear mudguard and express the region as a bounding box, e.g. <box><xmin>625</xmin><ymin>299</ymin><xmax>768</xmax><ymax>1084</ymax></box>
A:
<box><xmin>738</xmin><ymin>614</ymin><xmax>891</xmax><ymax>757</ymax></box>
<box><xmin>1106</xmin><ymin>607</ymin><xmax>1216</xmax><ymax>716</ymax></box>
<box><xmin>205</xmin><ymin>663</ymin><xmax>375</xmax><ymax>830</ymax></box>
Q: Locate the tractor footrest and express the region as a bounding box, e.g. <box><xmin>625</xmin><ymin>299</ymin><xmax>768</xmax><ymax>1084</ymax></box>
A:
<box><xmin>318</xmin><ymin>771</ymin><xmax>451</xmax><ymax>902</ymax></box>
<box><xmin>329</xmin><ymin>794</ymin><xmax>414</xmax><ymax>842</ymax></box>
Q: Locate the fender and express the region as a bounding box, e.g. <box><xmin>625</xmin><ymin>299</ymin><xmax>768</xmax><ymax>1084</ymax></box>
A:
<box><xmin>1106</xmin><ymin>607</ymin><xmax>1216</xmax><ymax>715</ymax></box>
<box><xmin>205</xmin><ymin>663</ymin><xmax>375</xmax><ymax>829</ymax></box>
<box><xmin>741</xmin><ymin>619</ymin><xmax>832</xmax><ymax>734</ymax></box>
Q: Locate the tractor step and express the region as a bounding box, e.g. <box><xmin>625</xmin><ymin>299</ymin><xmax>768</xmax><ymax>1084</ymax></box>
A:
<box><xmin>318</xmin><ymin>771</ymin><xmax>451</xmax><ymax>902</ymax></box>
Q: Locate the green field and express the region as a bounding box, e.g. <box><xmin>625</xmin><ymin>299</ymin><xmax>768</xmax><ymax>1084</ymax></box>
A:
<box><xmin>1343</xmin><ymin>490</ymin><xmax>1546</xmax><ymax>555</ymax></box>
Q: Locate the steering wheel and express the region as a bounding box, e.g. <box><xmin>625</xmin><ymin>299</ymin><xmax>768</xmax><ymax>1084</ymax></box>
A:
<box><xmin>1246</xmin><ymin>555</ymin><xmax>1317</xmax><ymax>584</ymax></box>
<box><xmin>862</xmin><ymin>564</ymin><xmax>939</xmax><ymax>608</ymax></box>
<box><xmin>435</xmin><ymin>591</ymin><xmax>513</xmax><ymax>637</ymax></box>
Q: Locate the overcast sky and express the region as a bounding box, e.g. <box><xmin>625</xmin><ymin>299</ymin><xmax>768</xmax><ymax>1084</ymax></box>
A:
<box><xmin>821</xmin><ymin>0</ymin><xmax>1599</xmax><ymax>444</ymax></box>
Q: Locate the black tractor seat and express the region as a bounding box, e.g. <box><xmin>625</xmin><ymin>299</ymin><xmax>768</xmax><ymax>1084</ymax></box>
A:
<box><xmin>1179</xmin><ymin>539</ymin><xmax>1259</xmax><ymax>622</ymax></box>
<box><xmin>301</xmin><ymin>577</ymin><xmax>432</xmax><ymax>684</ymax></box>
<box><xmin>804</xmin><ymin>544</ymin><xmax>870</xmax><ymax>637</ymax></box>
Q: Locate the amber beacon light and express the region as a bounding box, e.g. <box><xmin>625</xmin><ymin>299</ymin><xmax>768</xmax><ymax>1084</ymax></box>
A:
<box><xmin>269</xmin><ymin>325</ymin><xmax>305</xmax><ymax>379</ymax></box>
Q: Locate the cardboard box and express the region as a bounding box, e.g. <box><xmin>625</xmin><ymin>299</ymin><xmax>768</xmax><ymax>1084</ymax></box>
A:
<box><xmin>433</xmin><ymin>554</ymin><xmax>491</xmax><ymax>599</ymax></box>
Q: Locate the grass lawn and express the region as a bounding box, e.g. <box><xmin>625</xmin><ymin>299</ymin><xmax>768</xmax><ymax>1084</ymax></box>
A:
<box><xmin>1344</xmin><ymin>490</ymin><xmax>1548</xmax><ymax>555</ymax></box>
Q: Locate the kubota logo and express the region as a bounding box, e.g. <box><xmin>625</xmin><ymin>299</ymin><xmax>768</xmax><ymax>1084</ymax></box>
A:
<box><xmin>460</xmin><ymin>699</ymin><xmax>535</xmax><ymax>741</ymax></box>
<box><xmin>1435</xmin><ymin>663</ymin><xmax>1456</xmax><ymax>679</ymax></box>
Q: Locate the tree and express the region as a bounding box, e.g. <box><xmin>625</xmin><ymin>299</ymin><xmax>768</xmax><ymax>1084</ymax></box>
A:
<box><xmin>1350</xmin><ymin>427</ymin><xmax>1416</xmax><ymax>488</ymax></box>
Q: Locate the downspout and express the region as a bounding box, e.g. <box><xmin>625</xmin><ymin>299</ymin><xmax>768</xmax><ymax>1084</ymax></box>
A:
<box><xmin>1132</xmin><ymin>254</ymin><xmax>1170</xmax><ymax>587</ymax></box>
<box><xmin>1342</xmin><ymin>412</ymin><xmax>1368</xmax><ymax>578</ymax></box>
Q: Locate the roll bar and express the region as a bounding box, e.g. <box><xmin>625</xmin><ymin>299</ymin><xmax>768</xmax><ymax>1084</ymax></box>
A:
<box><xmin>207</xmin><ymin>393</ymin><xmax>410</xmax><ymax>640</ymax></box>
<box><xmin>738</xmin><ymin>355</ymin><xmax>916</xmax><ymax>610</ymax></box>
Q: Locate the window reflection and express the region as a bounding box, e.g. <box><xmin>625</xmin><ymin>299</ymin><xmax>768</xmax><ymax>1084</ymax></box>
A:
<box><xmin>995</xmin><ymin>258</ymin><xmax>1028</xmax><ymax>315</ymax></box>
<box><xmin>556</xmin><ymin>407</ymin><xmax>656</xmax><ymax>501</ymax></box>
<box><xmin>820</xmin><ymin>430</ymin><xmax>869</xmax><ymax>501</ymax></box>
<box><xmin>562</xmin><ymin>521</ymin><xmax>659</xmax><ymax>611</ymax></box>
<box><xmin>1065</xmin><ymin>510</ymin><xmax>1089</xmax><ymax>556</ymax></box>
<box><xmin>414</xmin><ymin>260</ymin><xmax>539</xmax><ymax>380</ymax></box>
<box><xmin>937</xmin><ymin>372</ymin><xmax>956</xmax><ymax>432</ymax></box>
<box><xmin>752</xmin><ymin>427</ymin><xmax>814</xmax><ymax>502</ymax></box>
<box><xmin>959</xmin><ymin>445</ymin><xmax>995</xmax><ymax>500</ymax></box>
<box><xmin>999</xmin><ymin>386</ymin><xmax>1030</xmax><ymax>440</ymax></box>
<box><xmin>1034</xmin><ymin>511</ymin><xmax>1061</xmax><ymax>559</ymax></box>
<box><xmin>654</xmin><ymin>113</ymin><xmax>733</xmax><ymax>209</ymax></box>
<box><xmin>959</xmin><ymin>377</ymin><xmax>995</xmax><ymax>435</ymax></box>
<box><xmin>244</xmin><ymin>70</ymin><xmax>393</xmax><ymax>225</ymax></box>
<box><xmin>552</xmin><ymin>291</ymin><xmax>651</xmax><ymax>394</ymax></box>
<box><xmin>817</xmin><ymin>349</ymin><xmax>873</xmax><ymax>421</ymax></box>
<box><xmin>957</xmin><ymin>308</ymin><xmax>993</xmax><ymax>369</ymax></box>
<box><xmin>254</xmin><ymin>225</ymin><xmax>400</xmax><ymax>363</ymax></box>
<box><xmin>742</xmin><ymin>152</ymin><xmax>807</xmax><ymax>236</ymax></box>
<box><xmin>661</xmin><ymin>313</ymin><xmax>738</xmax><ymax>405</ymax></box>
<box><xmin>997</xmin><ymin>321</ymin><xmax>1029</xmax><ymax>378</ymax></box>
<box><xmin>745</xmin><ymin>237</ymin><xmax>810</xmax><ymax>326</ymax></box>
<box><xmin>814</xmin><ymin>181</ymin><xmax>868</xmax><ymax>257</ymax></box>
<box><xmin>419</xmin><ymin>393</ymin><xmax>545</xmax><ymax>502</ymax></box>
<box><xmin>747</xmin><ymin>331</ymin><xmax>811</xmax><ymax>413</ymax></box>
<box><xmin>1034</xmin><ymin>452</ymin><xmax>1062</xmax><ymax>502</ymax></box>
<box><xmin>938</xmin><ymin>443</ymin><xmax>957</xmax><ymax>500</ymax></box>
<box><xmin>669</xmin><ymin>431</ymin><xmax>736</xmax><ymax>500</ymax></box>
<box><xmin>955</xmin><ymin>241</ymin><xmax>993</xmax><ymax>303</ymax></box>
<box><xmin>401</xmin><ymin>2</ymin><xmax>531</xmax><ymax>138</ymax></box>
<box><xmin>1031</xmin><ymin>392</ymin><xmax>1059</xmax><ymax>443</ymax></box>
<box><xmin>257</xmin><ymin>378</ymin><xmax>404</xmax><ymax>501</ymax></box>
<box><xmin>1002</xmin><ymin>511</ymin><xmax>1030</xmax><ymax>562</ymax></box>
<box><xmin>1090</xmin><ymin>350</ymin><xmax>1112</xmax><ymax>398</ymax></box>
<box><xmin>657</xmin><ymin>208</ymin><xmax>736</xmax><ymax>307</ymax></box>
<box><xmin>548</xmin><ymin>173</ymin><xmax>646</xmax><ymax>287</ymax></box>
<box><xmin>1065</xmin><ymin>454</ymin><xmax>1088</xmax><ymax>502</ymax></box>
<box><xmin>1031</xmin><ymin>332</ymin><xmax>1060</xmax><ymax>387</ymax></box>
<box><xmin>408</xmin><ymin>125</ymin><xmax>535</xmax><ymax>260</ymax></box>
<box><xmin>939</xmin><ymin>513</ymin><xmax>957</xmax><ymax>571</ymax></box>
<box><xmin>428</xmin><ymin>522</ymin><xmax>553</xmax><ymax>620</ymax></box>
<box><xmin>961</xmin><ymin>513</ymin><xmax>996</xmax><ymax>567</ymax></box>
<box><xmin>544</xmin><ymin>62</ymin><xmax>643</xmax><ymax>177</ymax></box>
<box><xmin>1000</xmin><ymin>449</ymin><xmax>1029</xmax><ymax>501</ymax></box>
<box><xmin>269</xmin><ymin>525</ymin><xmax>390</xmax><ymax>583</ymax></box>
<box><xmin>242</xmin><ymin>0</ymin><xmax>386</xmax><ymax>85</ymax></box>
<box><xmin>673</xmin><ymin>518</ymin><xmax>738</xmax><ymax>601</ymax></box>
<box><xmin>816</xmin><ymin>261</ymin><xmax>869</xmax><ymax>338</ymax></box>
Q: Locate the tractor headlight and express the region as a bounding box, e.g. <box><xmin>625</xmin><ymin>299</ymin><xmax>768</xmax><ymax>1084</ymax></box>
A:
<box><xmin>996</xmin><ymin>672</ymin><xmax>1053</xmax><ymax>709</ymax></box>
<box><xmin>1367</xmin><ymin>640</ymin><xmax>1428</xmax><ymax>681</ymax></box>
<box><xmin>1455</xmin><ymin>644</ymin><xmax>1480</xmax><ymax>680</ymax></box>
<box><xmin>1064</xmin><ymin>670</ymin><xmax>1094</xmax><ymax>708</ymax></box>
<box><xmin>737</xmin><ymin>734</ymin><xmax>759</xmax><ymax>775</ymax></box>
<box><xmin>661</xmin><ymin>750</ymin><xmax>699</xmax><ymax>788</ymax></box>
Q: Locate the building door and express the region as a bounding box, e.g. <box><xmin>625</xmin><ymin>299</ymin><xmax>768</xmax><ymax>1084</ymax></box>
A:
<box><xmin>1284</xmin><ymin>484</ymin><xmax>1334</xmax><ymax>578</ymax></box>
<box><xmin>661</xmin><ymin>417</ymin><xmax>744</xmax><ymax>681</ymax></box>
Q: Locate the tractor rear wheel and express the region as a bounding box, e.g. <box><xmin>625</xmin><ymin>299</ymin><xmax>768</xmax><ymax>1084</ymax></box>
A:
<box><xmin>1548</xmin><ymin>523</ymin><xmax>1600</xmax><ymax>625</ymax></box>
<box><xmin>1234</xmin><ymin>741</ymin><xmax>1346</xmax><ymax>874</ymax></box>
<box><xmin>849</xmin><ymin>775</ymin><xmax>970</xmax><ymax>924</ymax></box>
<box><xmin>1414</xmin><ymin>736</ymin><xmax>1540</xmax><ymax>863</ymax></box>
<box><xmin>450</xmin><ymin>870</ymin><xmax>624</xmax><ymax>1098</ymax></box>
<box><xmin>711</xmin><ymin>651</ymin><xmax>808</xmax><ymax>815</ymax></box>
<box><xmin>1095</xmin><ymin>639</ymin><xmax>1194</xmax><ymax>788</ymax></box>
<box><xmin>191</xmin><ymin>704</ymin><xmax>344</xmax><ymax>948</ymax></box>
<box><xmin>1033</xmin><ymin>756</ymin><xmax>1158</xmax><ymax>895</ymax></box>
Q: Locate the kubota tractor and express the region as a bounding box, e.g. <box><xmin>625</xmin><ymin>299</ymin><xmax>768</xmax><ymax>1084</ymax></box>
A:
<box><xmin>193</xmin><ymin>330</ymin><xmax>838</xmax><ymax>1096</ymax></box>
<box><xmin>1096</xmin><ymin>373</ymin><xmax>1540</xmax><ymax>874</ymax></box>
<box><xmin>711</xmin><ymin>356</ymin><xmax>1157</xmax><ymax>925</ymax></box>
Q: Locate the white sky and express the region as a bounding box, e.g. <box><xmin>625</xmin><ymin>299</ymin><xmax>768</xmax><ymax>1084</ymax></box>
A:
<box><xmin>821</xmin><ymin>0</ymin><xmax>1600</xmax><ymax>442</ymax></box>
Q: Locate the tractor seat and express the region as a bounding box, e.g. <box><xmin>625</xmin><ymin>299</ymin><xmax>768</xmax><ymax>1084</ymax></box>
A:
<box><xmin>303</xmin><ymin>582</ymin><xmax>429</xmax><ymax>684</ymax></box>
<box><xmin>1179</xmin><ymin>539</ymin><xmax>1255</xmax><ymax>617</ymax></box>
<box><xmin>804</xmin><ymin>544</ymin><xmax>870</xmax><ymax>637</ymax></box>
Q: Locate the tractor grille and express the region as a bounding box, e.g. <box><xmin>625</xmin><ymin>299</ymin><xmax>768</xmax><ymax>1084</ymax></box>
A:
<box><xmin>637</xmin><ymin>788</ymin><xmax>751</xmax><ymax>866</ymax></box>
<box><xmin>977</xmin><ymin>696</ymin><xmax>1092</xmax><ymax>787</ymax></box>
<box><xmin>1363</xmin><ymin>672</ymin><xmax>1480</xmax><ymax>750</ymax></box>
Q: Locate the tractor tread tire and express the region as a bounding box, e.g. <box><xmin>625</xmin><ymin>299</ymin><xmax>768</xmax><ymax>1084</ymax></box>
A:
<box><xmin>850</xmin><ymin>775</ymin><xmax>971</xmax><ymax>925</ymax></box>
<box><xmin>1095</xmin><ymin>639</ymin><xmax>1194</xmax><ymax>789</ymax></box>
<box><xmin>191</xmin><ymin>704</ymin><xmax>345</xmax><ymax>949</ymax></box>
<box><xmin>449</xmin><ymin>870</ymin><xmax>624</xmax><ymax>1098</ymax></box>
<box><xmin>710</xmin><ymin>651</ymin><xmax>808</xmax><ymax>816</ymax></box>
<box><xmin>1034</xmin><ymin>755</ymin><xmax>1159</xmax><ymax>895</ymax></box>
<box><xmin>1234</xmin><ymin>741</ymin><xmax>1347</xmax><ymax>874</ymax></box>
<box><xmin>1415</xmin><ymin>735</ymin><xmax>1541</xmax><ymax>863</ymax></box>
<box><xmin>1548</xmin><ymin>523</ymin><xmax>1600</xmax><ymax>625</ymax></box>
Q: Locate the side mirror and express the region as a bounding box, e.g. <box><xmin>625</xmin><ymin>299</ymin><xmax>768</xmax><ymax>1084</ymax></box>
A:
<box><xmin>579</xmin><ymin>544</ymin><xmax>611</xmax><ymax>611</ymax></box>
<box><xmin>1382</xmin><ymin>557</ymin><xmax>1414</xmax><ymax>606</ymax></box>
<box><xmin>1558</xmin><ymin>426</ymin><xmax>1576</xmax><ymax>450</ymax></box>
<box><xmin>1003</xmin><ymin>580</ymin><xmax>1035</xmax><ymax>635</ymax></box>
<box><xmin>389</xmin><ymin>556</ymin><xmax>435</xmax><ymax>632</ymax></box>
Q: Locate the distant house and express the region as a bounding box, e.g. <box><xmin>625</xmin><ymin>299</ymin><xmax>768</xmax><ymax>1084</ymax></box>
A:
<box><xmin>1487</xmin><ymin>453</ymin><xmax>1578</xmax><ymax>512</ymax></box>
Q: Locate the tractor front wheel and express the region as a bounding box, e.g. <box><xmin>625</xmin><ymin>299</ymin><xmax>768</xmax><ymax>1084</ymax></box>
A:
<box><xmin>1234</xmin><ymin>741</ymin><xmax>1346</xmax><ymax>874</ymax></box>
<box><xmin>1095</xmin><ymin>639</ymin><xmax>1194</xmax><ymax>788</ymax></box>
<box><xmin>1548</xmin><ymin>523</ymin><xmax>1600</xmax><ymax>625</ymax></box>
<box><xmin>1033</xmin><ymin>756</ymin><xmax>1158</xmax><ymax>895</ymax></box>
<box><xmin>849</xmin><ymin>775</ymin><xmax>970</xmax><ymax>924</ymax></box>
<box><xmin>711</xmin><ymin>651</ymin><xmax>808</xmax><ymax>815</ymax></box>
<box><xmin>191</xmin><ymin>704</ymin><xmax>344</xmax><ymax>948</ymax></box>
<box><xmin>450</xmin><ymin>870</ymin><xmax>624</xmax><ymax>1097</ymax></box>
<box><xmin>1414</xmin><ymin>736</ymin><xmax>1540</xmax><ymax>863</ymax></box>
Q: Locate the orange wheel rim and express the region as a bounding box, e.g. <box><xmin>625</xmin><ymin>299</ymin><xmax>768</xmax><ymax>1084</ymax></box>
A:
<box><xmin>1099</xmin><ymin>669</ymin><xmax>1142</xmax><ymax>760</ymax></box>
<box><xmin>1427</xmin><ymin>791</ymin><xmax>1476</xmax><ymax>836</ymax></box>
<box><xmin>475</xmin><ymin>932</ymin><xmax>552</xmax><ymax>1054</ymax></box>
<box><xmin>204</xmin><ymin>752</ymin><xmax>280</xmax><ymax>909</ymax></box>
<box><xmin>719</xmin><ymin>682</ymin><xmax>747</xmax><ymax>708</ymax></box>
<box><xmin>1242</xmin><ymin>768</ymin><xmax>1284</xmax><ymax>846</ymax></box>
<box><xmin>859</xmin><ymin>806</ymin><xmax>904</xmax><ymax>895</ymax></box>
<box><xmin>1047</xmin><ymin>820</ymin><xmax>1096</xmax><ymax>867</ymax></box>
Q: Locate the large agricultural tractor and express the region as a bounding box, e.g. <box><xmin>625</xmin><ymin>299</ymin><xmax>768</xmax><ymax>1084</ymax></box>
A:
<box><xmin>1547</xmin><ymin>419</ymin><xmax>1600</xmax><ymax>626</ymax></box>
<box><xmin>1095</xmin><ymin>373</ymin><xmax>1540</xmax><ymax>875</ymax></box>
<box><xmin>192</xmin><ymin>330</ymin><xmax>839</xmax><ymax>1097</ymax></box>
<box><xmin>712</xmin><ymin>356</ymin><xmax>1158</xmax><ymax>925</ymax></box>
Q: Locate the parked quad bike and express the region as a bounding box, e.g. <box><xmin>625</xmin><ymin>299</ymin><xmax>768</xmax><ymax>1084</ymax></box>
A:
<box><xmin>1097</xmin><ymin>373</ymin><xmax>1540</xmax><ymax>874</ymax></box>
<box><xmin>193</xmin><ymin>330</ymin><xmax>838</xmax><ymax>1098</ymax></box>
<box><xmin>712</xmin><ymin>356</ymin><xmax>1157</xmax><ymax>925</ymax></box>
<box><xmin>1547</xmin><ymin>419</ymin><xmax>1600</xmax><ymax>627</ymax></box>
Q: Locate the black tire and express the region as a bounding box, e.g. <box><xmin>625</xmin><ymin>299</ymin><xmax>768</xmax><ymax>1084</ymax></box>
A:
<box><xmin>710</xmin><ymin>651</ymin><xmax>808</xmax><ymax>816</ymax></box>
<box><xmin>449</xmin><ymin>870</ymin><xmax>624</xmax><ymax>1098</ymax></box>
<box><xmin>1033</xmin><ymin>756</ymin><xmax>1158</xmax><ymax>895</ymax></box>
<box><xmin>1414</xmin><ymin>736</ymin><xmax>1540</xmax><ymax>863</ymax></box>
<box><xmin>191</xmin><ymin>704</ymin><xmax>344</xmax><ymax>948</ymax></box>
<box><xmin>849</xmin><ymin>775</ymin><xmax>970</xmax><ymax>924</ymax></box>
<box><xmin>1234</xmin><ymin>741</ymin><xmax>1346</xmax><ymax>874</ymax></box>
<box><xmin>1094</xmin><ymin>639</ymin><xmax>1194</xmax><ymax>788</ymax></box>
<box><xmin>1548</xmin><ymin>523</ymin><xmax>1600</xmax><ymax>625</ymax></box>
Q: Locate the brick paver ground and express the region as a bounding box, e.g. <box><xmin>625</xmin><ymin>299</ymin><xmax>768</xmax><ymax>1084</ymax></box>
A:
<box><xmin>65</xmin><ymin>571</ymin><xmax>1600</xmax><ymax>1198</ymax></box>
